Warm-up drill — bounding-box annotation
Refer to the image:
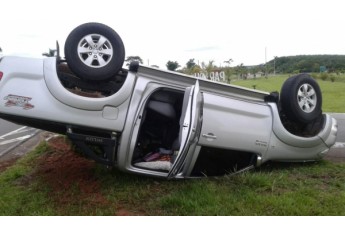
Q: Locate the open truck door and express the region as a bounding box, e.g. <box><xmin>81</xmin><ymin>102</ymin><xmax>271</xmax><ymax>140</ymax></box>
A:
<box><xmin>168</xmin><ymin>80</ymin><xmax>202</xmax><ymax>178</ymax></box>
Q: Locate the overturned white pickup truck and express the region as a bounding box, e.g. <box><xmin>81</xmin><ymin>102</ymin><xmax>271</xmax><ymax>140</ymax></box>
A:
<box><xmin>0</xmin><ymin>23</ymin><xmax>337</xmax><ymax>178</ymax></box>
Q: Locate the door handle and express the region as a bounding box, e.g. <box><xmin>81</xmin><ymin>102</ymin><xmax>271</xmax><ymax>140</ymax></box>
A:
<box><xmin>202</xmin><ymin>133</ymin><xmax>217</xmax><ymax>140</ymax></box>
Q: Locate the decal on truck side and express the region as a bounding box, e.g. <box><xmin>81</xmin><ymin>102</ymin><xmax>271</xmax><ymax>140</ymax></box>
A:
<box><xmin>4</xmin><ymin>94</ymin><xmax>34</xmax><ymax>110</ymax></box>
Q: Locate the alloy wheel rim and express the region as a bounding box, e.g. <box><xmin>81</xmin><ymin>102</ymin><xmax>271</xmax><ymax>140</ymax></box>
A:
<box><xmin>77</xmin><ymin>34</ymin><xmax>113</xmax><ymax>68</ymax></box>
<box><xmin>297</xmin><ymin>83</ymin><xmax>317</xmax><ymax>113</ymax></box>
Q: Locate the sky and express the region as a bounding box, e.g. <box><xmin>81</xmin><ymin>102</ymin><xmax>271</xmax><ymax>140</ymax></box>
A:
<box><xmin>1</xmin><ymin>0</ymin><xmax>345</xmax><ymax>69</ymax></box>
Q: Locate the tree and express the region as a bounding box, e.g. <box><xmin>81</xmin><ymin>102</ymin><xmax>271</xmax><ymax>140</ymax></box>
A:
<box><xmin>125</xmin><ymin>56</ymin><xmax>143</xmax><ymax>66</ymax></box>
<box><xmin>166</xmin><ymin>61</ymin><xmax>180</xmax><ymax>71</ymax></box>
<box><xmin>250</xmin><ymin>66</ymin><xmax>259</xmax><ymax>79</ymax></box>
<box><xmin>223</xmin><ymin>58</ymin><xmax>233</xmax><ymax>67</ymax></box>
<box><xmin>235</xmin><ymin>63</ymin><xmax>248</xmax><ymax>79</ymax></box>
<box><xmin>201</xmin><ymin>60</ymin><xmax>216</xmax><ymax>75</ymax></box>
<box><xmin>223</xmin><ymin>58</ymin><xmax>234</xmax><ymax>83</ymax></box>
<box><xmin>42</xmin><ymin>49</ymin><xmax>57</xmax><ymax>57</ymax></box>
<box><xmin>182</xmin><ymin>58</ymin><xmax>200</xmax><ymax>75</ymax></box>
<box><xmin>273</xmin><ymin>56</ymin><xmax>278</xmax><ymax>74</ymax></box>
<box><xmin>259</xmin><ymin>64</ymin><xmax>266</xmax><ymax>76</ymax></box>
<box><xmin>186</xmin><ymin>58</ymin><xmax>196</xmax><ymax>69</ymax></box>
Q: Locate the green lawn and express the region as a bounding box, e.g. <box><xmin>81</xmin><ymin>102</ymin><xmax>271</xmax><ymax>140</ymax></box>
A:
<box><xmin>232</xmin><ymin>74</ymin><xmax>345</xmax><ymax>113</ymax></box>
<box><xmin>0</xmin><ymin>143</ymin><xmax>55</xmax><ymax>215</ymax></box>
<box><xmin>1</xmin><ymin>141</ymin><xmax>345</xmax><ymax>216</ymax></box>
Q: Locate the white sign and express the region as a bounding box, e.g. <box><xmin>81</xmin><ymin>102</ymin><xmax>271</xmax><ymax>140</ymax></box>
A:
<box><xmin>194</xmin><ymin>71</ymin><xmax>225</xmax><ymax>82</ymax></box>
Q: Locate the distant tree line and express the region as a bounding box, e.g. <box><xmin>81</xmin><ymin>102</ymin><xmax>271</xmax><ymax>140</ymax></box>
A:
<box><xmin>122</xmin><ymin>54</ymin><xmax>345</xmax><ymax>83</ymax></box>
<box><xmin>266</xmin><ymin>55</ymin><xmax>345</xmax><ymax>73</ymax></box>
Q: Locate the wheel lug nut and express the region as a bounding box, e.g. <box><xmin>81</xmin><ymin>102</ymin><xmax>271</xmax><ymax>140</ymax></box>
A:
<box><xmin>89</xmin><ymin>53</ymin><xmax>92</xmax><ymax>55</ymax></box>
<box><xmin>94</xmin><ymin>55</ymin><xmax>97</xmax><ymax>58</ymax></box>
<box><xmin>99</xmin><ymin>53</ymin><xmax>103</xmax><ymax>56</ymax></box>
<box><xmin>89</xmin><ymin>47</ymin><xmax>92</xmax><ymax>50</ymax></box>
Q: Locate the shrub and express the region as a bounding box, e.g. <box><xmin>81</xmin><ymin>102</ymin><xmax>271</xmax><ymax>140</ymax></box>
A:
<box><xmin>320</xmin><ymin>73</ymin><xmax>328</xmax><ymax>81</ymax></box>
<box><xmin>329</xmin><ymin>74</ymin><xmax>336</xmax><ymax>82</ymax></box>
<box><xmin>310</xmin><ymin>73</ymin><xmax>319</xmax><ymax>80</ymax></box>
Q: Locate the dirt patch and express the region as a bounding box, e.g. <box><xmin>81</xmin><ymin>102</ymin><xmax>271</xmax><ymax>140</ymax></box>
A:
<box><xmin>35</xmin><ymin>137</ymin><xmax>107</xmax><ymax>214</ymax></box>
<box><xmin>0</xmin><ymin>158</ymin><xmax>18</xmax><ymax>173</ymax></box>
<box><xmin>34</xmin><ymin>136</ymin><xmax>140</xmax><ymax>215</ymax></box>
<box><xmin>0</xmin><ymin>134</ymin><xmax>146</xmax><ymax>215</ymax></box>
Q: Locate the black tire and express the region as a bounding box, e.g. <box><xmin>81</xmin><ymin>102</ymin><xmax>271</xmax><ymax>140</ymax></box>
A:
<box><xmin>280</xmin><ymin>74</ymin><xmax>322</xmax><ymax>124</ymax></box>
<box><xmin>64</xmin><ymin>22</ymin><xmax>125</xmax><ymax>81</ymax></box>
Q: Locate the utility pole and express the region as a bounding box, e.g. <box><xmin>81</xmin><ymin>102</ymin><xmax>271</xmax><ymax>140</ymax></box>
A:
<box><xmin>265</xmin><ymin>47</ymin><xmax>268</xmax><ymax>79</ymax></box>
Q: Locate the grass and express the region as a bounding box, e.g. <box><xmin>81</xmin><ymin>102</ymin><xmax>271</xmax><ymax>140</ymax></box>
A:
<box><xmin>150</xmin><ymin>161</ymin><xmax>345</xmax><ymax>215</ymax></box>
<box><xmin>0</xmin><ymin>142</ymin><xmax>55</xmax><ymax>215</ymax></box>
<box><xmin>1</xmin><ymin>143</ymin><xmax>345</xmax><ymax>215</ymax></box>
<box><xmin>232</xmin><ymin>74</ymin><xmax>345</xmax><ymax>113</ymax></box>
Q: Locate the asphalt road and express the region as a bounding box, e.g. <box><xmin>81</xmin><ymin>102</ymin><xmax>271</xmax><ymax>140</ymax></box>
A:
<box><xmin>0</xmin><ymin>119</ymin><xmax>39</xmax><ymax>157</ymax></box>
<box><xmin>0</xmin><ymin>119</ymin><xmax>20</xmax><ymax>136</ymax></box>
<box><xmin>326</xmin><ymin>114</ymin><xmax>345</xmax><ymax>161</ymax></box>
<box><xmin>330</xmin><ymin>113</ymin><xmax>345</xmax><ymax>142</ymax></box>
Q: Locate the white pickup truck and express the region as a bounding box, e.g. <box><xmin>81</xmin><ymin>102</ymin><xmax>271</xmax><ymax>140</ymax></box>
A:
<box><xmin>0</xmin><ymin>23</ymin><xmax>337</xmax><ymax>178</ymax></box>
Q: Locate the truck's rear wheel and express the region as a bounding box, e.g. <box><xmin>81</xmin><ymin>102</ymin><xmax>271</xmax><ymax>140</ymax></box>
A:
<box><xmin>280</xmin><ymin>74</ymin><xmax>322</xmax><ymax>124</ymax></box>
<box><xmin>64</xmin><ymin>22</ymin><xmax>125</xmax><ymax>81</ymax></box>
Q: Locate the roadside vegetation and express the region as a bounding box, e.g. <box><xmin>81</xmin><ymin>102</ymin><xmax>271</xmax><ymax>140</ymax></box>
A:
<box><xmin>124</xmin><ymin>54</ymin><xmax>345</xmax><ymax>113</ymax></box>
<box><xmin>0</xmin><ymin>143</ymin><xmax>55</xmax><ymax>215</ymax></box>
<box><xmin>125</xmin><ymin>54</ymin><xmax>345</xmax><ymax>113</ymax></box>
<box><xmin>1</xmin><ymin>137</ymin><xmax>345</xmax><ymax>216</ymax></box>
